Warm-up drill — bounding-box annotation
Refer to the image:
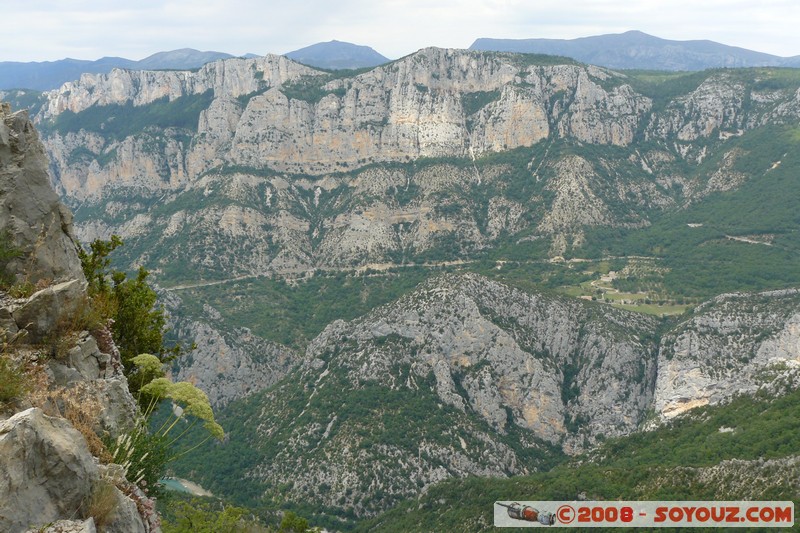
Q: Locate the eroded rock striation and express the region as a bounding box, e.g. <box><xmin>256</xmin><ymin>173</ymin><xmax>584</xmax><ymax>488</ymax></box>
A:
<box><xmin>655</xmin><ymin>289</ymin><xmax>800</xmax><ymax>419</ymax></box>
<box><xmin>28</xmin><ymin>49</ymin><xmax>800</xmax><ymax>280</ymax></box>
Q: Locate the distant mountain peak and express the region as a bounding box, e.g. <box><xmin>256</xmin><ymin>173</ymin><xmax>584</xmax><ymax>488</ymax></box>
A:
<box><xmin>0</xmin><ymin>48</ymin><xmax>235</xmax><ymax>91</ymax></box>
<box><xmin>136</xmin><ymin>49</ymin><xmax>234</xmax><ymax>70</ymax></box>
<box><xmin>471</xmin><ymin>30</ymin><xmax>792</xmax><ymax>71</ymax></box>
<box><xmin>284</xmin><ymin>40</ymin><xmax>390</xmax><ymax>70</ymax></box>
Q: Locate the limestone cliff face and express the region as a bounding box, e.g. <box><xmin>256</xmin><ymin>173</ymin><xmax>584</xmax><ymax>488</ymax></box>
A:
<box><xmin>30</xmin><ymin>49</ymin><xmax>800</xmax><ymax>278</ymax></box>
<box><xmin>0</xmin><ymin>104</ymin><xmax>156</xmax><ymax>532</ymax></box>
<box><xmin>161</xmin><ymin>290</ymin><xmax>299</xmax><ymax>408</ymax></box>
<box><xmin>39</xmin><ymin>49</ymin><xmax>652</xmax><ymax>200</ymax></box>
<box><xmin>238</xmin><ymin>273</ymin><xmax>658</xmax><ymax>517</ymax></box>
<box><xmin>40</xmin><ymin>56</ymin><xmax>321</xmax><ymax>118</ymax></box>
<box><xmin>0</xmin><ymin>103</ymin><xmax>84</xmax><ymax>285</ymax></box>
<box><xmin>654</xmin><ymin>289</ymin><xmax>800</xmax><ymax>419</ymax></box>
<box><xmin>305</xmin><ymin>273</ymin><xmax>659</xmax><ymax>451</ymax></box>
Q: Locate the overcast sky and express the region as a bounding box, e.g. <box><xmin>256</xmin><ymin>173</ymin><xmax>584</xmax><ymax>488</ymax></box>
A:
<box><xmin>2</xmin><ymin>0</ymin><xmax>799</xmax><ymax>62</ymax></box>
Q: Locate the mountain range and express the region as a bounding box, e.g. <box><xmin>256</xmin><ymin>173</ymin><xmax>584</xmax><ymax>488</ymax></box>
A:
<box><xmin>0</xmin><ymin>48</ymin><xmax>238</xmax><ymax>91</ymax></box>
<box><xmin>2</xmin><ymin>40</ymin><xmax>799</xmax><ymax>530</ymax></box>
<box><xmin>0</xmin><ymin>40</ymin><xmax>390</xmax><ymax>91</ymax></box>
<box><xmin>472</xmin><ymin>30</ymin><xmax>800</xmax><ymax>71</ymax></box>
<box><xmin>285</xmin><ymin>40</ymin><xmax>390</xmax><ymax>69</ymax></box>
<box><xmin>5</xmin><ymin>31</ymin><xmax>800</xmax><ymax>93</ymax></box>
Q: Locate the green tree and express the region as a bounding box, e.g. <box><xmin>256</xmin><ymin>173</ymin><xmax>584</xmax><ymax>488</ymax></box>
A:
<box><xmin>162</xmin><ymin>499</ymin><xmax>260</xmax><ymax>533</ymax></box>
<box><xmin>111</xmin><ymin>267</ymin><xmax>179</xmax><ymax>371</ymax></box>
<box><xmin>78</xmin><ymin>234</ymin><xmax>122</xmax><ymax>295</ymax></box>
<box><xmin>279</xmin><ymin>511</ymin><xmax>310</xmax><ymax>533</ymax></box>
<box><xmin>78</xmin><ymin>236</ymin><xmax>185</xmax><ymax>378</ymax></box>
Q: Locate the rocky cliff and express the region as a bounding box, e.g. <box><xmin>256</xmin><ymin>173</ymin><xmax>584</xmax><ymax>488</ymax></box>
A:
<box><xmin>161</xmin><ymin>289</ymin><xmax>299</xmax><ymax>408</ymax></box>
<box><xmin>0</xmin><ymin>102</ymin><xmax>84</xmax><ymax>285</ymax></box>
<box><xmin>180</xmin><ymin>273</ymin><xmax>660</xmax><ymax>519</ymax></box>
<box><xmin>655</xmin><ymin>288</ymin><xmax>800</xmax><ymax>419</ymax></box>
<box><xmin>26</xmin><ymin>49</ymin><xmax>800</xmax><ymax>280</ymax></box>
<box><xmin>0</xmin><ymin>104</ymin><xmax>157</xmax><ymax>532</ymax></box>
<box><xmin>176</xmin><ymin>271</ymin><xmax>800</xmax><ymax>523</ymax></box>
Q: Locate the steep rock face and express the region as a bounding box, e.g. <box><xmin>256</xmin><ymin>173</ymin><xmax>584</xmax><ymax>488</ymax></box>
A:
<box><xmin>223</xmin><ymin>273</ymin><xmax>658</xmax><ymax>518</ymax></box>
<box><xmin>40</xmin><ymin>49</ymin><xmax>652</xmax><ymax>200</ymax></box>
<box><xmin>162</xmin><ymin>291</ymin><xmax>299</xmax><ymax>407</ymax></box>
<box><xmin>303</xmin><ymin>273</ymin><xmax>659</xmax><ymax>451</ymax></box>
<box><xmin>654</xmin><ymin>289</ymin><xmax>800</xmax><ymax>419</ymax></box>
<box><xmin>40</xmin><ymin>56</ymin><xmax>321</xmax><ymax>118</ymax></box>
<box><xmin>29</xmin><ymin>50</ymin><xmax>800</xmax><ymax>279</ymax></box>
<box><xmin>0</xmin><ymin>104</ymin><xmax>154</xmax><ymax>532</ymax></box>
<box><xmin>0</xmin><ymin>104</ymin><xmax>84</xmax><ymax>284</ymax></box>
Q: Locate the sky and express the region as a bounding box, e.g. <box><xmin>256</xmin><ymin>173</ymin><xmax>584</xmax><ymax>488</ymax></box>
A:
<box><xmin>2</xmin><ymin>0</ymin><xmax>799</xmax><ymax>62</ymax></box>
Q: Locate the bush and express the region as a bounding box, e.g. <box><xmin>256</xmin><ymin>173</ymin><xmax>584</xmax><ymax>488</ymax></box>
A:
<box><xmin>280</xmin><ymin>511</ymin><xmax>310</xmax><ymax>533</ymax></box>
<box><xmin>0</xmin><ymin>230</ymin><xmax>22</xmax><ymax>289</ymax></box>
<box><xmin>85</xmin><ymin>480</ymin><xmax>119</xmax><ymax>528</ymax></box>
<box><xmin>162</xmin><ymin>499</ymin><xmax>268</xmax><ymax>532</ymax></box>
<box><xmin>78</xmin><ymin>236</ymin><xmax>185</xmax><ymax>381</ymax></box>
<box><xmin>0</xmin><ymin>353</ymin><xmax>27</xmax><ymax>405</ymax></box>
<box><xmin>107</xmin><ymin>424</ymin><xmax>170</xmax><ymax>498</ymax></box>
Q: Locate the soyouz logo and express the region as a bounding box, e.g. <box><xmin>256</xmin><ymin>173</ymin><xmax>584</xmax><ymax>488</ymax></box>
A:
<box><xmin>493</xmin><ymin>501</ymin><xmax>795</xmax><ymax>528</ymax></box>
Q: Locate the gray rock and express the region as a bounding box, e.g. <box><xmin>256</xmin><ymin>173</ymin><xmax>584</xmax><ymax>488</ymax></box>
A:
<box><xmin>11</xmin><ymin>279</ymin><xmax>86</xmax><ymax>344</ymax></box>
<box><xmin>47</xmin><ymin>359</ymin><xmax>85</xmax><ymax>386</ymax></box>
<box><xmin>164</xmin><ymin>292</ymin><xmax>299</xmax><ymax>408</ymax></box>
<box><xmin>66</xmin><ymin>333</ymin><xmax>101</xmax><ymax>380</ymax></box>
<box><xmin>104</xmin><ymin>488</ymin><xmax>146</xmax><ymax>533</ymax></box>
<box><xmin>0</xmin><ymin>306</ymin><xmax>18</xmax><ymax>336</ymax></box>
<box><xmin>26</xmin><ymin>519</ymin><xmax>97</xmax><ymax>533</ymax></box>
<box><xmin>0</xmin><ymin>408</ymin><xmax>98</xmax><ymax>532</ymax></box>
<box><xmin>654</xmin><ymin>289</ymin><xmax>800</xmax><ymax>419</ymax></box>
<box><xmin>0</xmin><ymin>106</ymin><xmax>85</xmax><ymax>285</ymax></box>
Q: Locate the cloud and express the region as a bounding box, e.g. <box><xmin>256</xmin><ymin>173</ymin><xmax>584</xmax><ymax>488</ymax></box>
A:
<box><xmin>1</xmin><ymin>0</ymin><xmax>798</xmax><ymax>62</ymax></box>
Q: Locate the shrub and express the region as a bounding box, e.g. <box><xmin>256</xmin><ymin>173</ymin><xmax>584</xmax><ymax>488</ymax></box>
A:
<box><xmin>84</xmin><ymin>480</ymin><xmax>119</xmax><ymax>528</ymax></box>
<box><xmin>28</xmin><ymin>383</ymin><xmax>112</xmax><ymax>463</ymax></box>
<box><xmin>78</xmin><ymin>236</ymin><xmax>185</xmax><ymax>378</ymax></box>
<box><xmin>0</xmin><ymin>230</ymin><xmax>22</xmax><ymax>289</ymax></box>
<box><xmin>7</xmin><ymin>281</ymin><xmax>35</xmax><ymax>299</ymax></box>
<box><xmin>162</xmin><ymin>499</ymin><xmax>268</xmax><ymax>533</ymax></box>
<box><xmin>0</xmin><ymin>353</ymin><xmax>27</xmax><ymax>405</ymax></box>
<box><xmin>280</xmin><ymin>511</ymin><xmax>310</xmax><ymax>533</ymax></box>
<box><xmin>47</xmin><ymin>295</ymin><xmax>109</xmax><ymax>360</ymax></box>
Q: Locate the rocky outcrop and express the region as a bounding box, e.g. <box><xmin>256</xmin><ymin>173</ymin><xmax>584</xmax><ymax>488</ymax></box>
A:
<box><xmin>228</xmin><ymin>273</ymin><xmax>658</xmax><ymax>518</ymax></box>
<box><xmin>0</xmin><ymin>408</ymin><xmax>99</xmax><ymax>532</ymax></box>
<box><xmin>654</xmin><ymin>289</ymin><xmax>800</xmax><ymax>419</ymax></box>
<box><xmin>11</xmin><ymin>279</ymin><xmax>85</xmax><ymax>343</ymax></box>
<box><xmin>0</xmin><ymin>103</ymin><xmax>155</xmax><ymax>531</ymax></box>
<box><xmin>163</xmin><ymin>291</ymin><xmax>299</xmax><ymax>407</ymax></box>
<box><xmin>0</xmin><ymin>409</ymin><xmax>149</xmax><ymax>533</ymax></box>
<box><xmin>0</xmin><ymin>104</ymin><xmax>84</xmax><ymax>285</ymax></box>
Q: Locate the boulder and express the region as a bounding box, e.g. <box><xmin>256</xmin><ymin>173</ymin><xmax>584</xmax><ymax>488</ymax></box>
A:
<box><xmin>11</xmin><ymin>279</ymin><xmax>86</xmax><ymax>344</ymax></box>
<box><xmin>0</xmin><ymin>408</ymin><xmax>97</xmax><ymax>532</ymax></box>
